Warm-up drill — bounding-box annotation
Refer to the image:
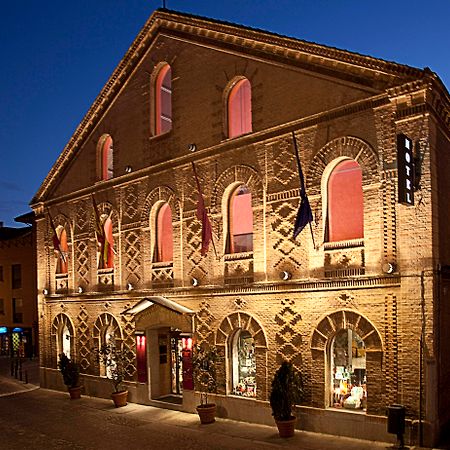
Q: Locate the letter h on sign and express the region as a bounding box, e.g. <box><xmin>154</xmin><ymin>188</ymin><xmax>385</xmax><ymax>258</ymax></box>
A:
<box><xmin>397</xmin><ymin>134</ymin><xmax>414</xmax><ymax>206</ymax></box>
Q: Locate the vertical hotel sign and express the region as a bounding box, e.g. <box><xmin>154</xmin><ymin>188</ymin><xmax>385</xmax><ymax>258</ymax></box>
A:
<box><xmin>397</xmin><ymin>134</ymin><xmax>414</xmax><ymax>206</ymax></box>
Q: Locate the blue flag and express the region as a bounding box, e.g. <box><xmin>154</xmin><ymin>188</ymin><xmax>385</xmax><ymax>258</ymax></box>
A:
<box><xmin>292</xmin><ymin>132</ymin><xmax>313</xmax><ymax>239</ymax></box>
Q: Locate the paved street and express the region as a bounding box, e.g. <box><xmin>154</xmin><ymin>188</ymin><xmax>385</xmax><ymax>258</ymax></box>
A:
<box><xmin>0</xmin><ymin>359</ymin><xmax>445</xmax><ymax>450</ymax></box>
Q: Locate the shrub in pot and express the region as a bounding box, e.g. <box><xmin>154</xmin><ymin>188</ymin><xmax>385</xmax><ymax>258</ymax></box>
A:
<box><xmin>270</xmin><ymin>361</ymin><xmax>303</xmax><ymax>438</ymax></box>
<box><xmin>192</xmin><ymin>343</ymin><xmax>219</xmax><ymax>424</ymax></box>
<box><xmin>96</xmin><ymin>341</ymin><xmax>128</xmax><ymax>407</ymax></box>
<box><xmin>58</xmin><ymin>353</ymin><xmax>82</xmax><ymax>400</ymax></box>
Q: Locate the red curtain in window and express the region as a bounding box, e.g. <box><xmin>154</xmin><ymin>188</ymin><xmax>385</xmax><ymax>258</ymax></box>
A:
<box><xmin>327</xmin><ymin>160</ymin><xmax>364</xmax><ymax>242</ymax></box>
<box><xmin>56</xmin><ymin>227</ymin><xmax>68</xmax><ymax>274</ymax></box>
<box><xmin>229</xmin><ymin>187</ymin><xmax>253</xmax><ymax>253</ymax></box>
<box><xmin>101</xmin><ymin>135</ymin><xmax>113</xmax><ymax>181</ymax></box>
<box><xmin>156</xmin><ymin>203</ymin><xmax>173</xmax><ymax>262</ymax></box>
<box><xmin>156</xmin><ymin>65</ymin><xmax>172</xmax><ymax>135</ymax></box>
<box><xmin>104</xmin><ymin>217</ymin><xmax>114</xmax><ymax>269</ymax></box>
<box><xmin>228</xmin><ymin>79</ymin><xmax>252</xmax><ymax>138</ymax></box>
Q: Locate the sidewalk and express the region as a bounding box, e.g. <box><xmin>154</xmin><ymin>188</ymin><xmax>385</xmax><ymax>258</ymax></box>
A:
<box><xmin>0</xmin><ymin>359</ymin><xmax>443</xmax><ymax>450</ymax></box>
<box><xmin>0</xmin><ymin>356</ymin><xmax>39</xmax><ymax>397</ymax></box>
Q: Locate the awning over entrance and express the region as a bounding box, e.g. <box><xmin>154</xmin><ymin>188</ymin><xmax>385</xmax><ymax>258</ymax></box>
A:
<box><xmin>122</xmin><ymin>297</ymin><xmax>194</xmax><ymax>316</ymax></box>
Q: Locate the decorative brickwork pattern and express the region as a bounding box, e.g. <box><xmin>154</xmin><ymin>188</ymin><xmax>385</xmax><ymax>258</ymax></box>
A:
<box><xmin>384</xmin><ymin>294</ymin><xmax>399</xmax><ymax>405</ymax></box>
<box><xmin>195</xmin><ymin>300</ymin><xmax>215</xmax><ymax>344</ymax></box>
<box><xmin>275</xmin><ymin>298</ymin><xmax>303</xmax><ymax>370</ymax></box>
<box><xmin>75</xmin><ymin>240</ymin><xmax>90</xmax><ymax>287</ymax></box>
<box><xmin>123</xmin><ymin>230</ymin><xmax>142</xmax><ymax>286</ymax></box>
<box><xmin>77</xmin><ymin>305</ymin><xmax>91</xmax><ymax>371</ymax></box>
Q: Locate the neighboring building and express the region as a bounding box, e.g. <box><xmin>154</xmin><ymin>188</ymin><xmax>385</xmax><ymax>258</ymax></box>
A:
<box><xmin>0</xmin><ymin>215</ymin><xmax>38</xmax><ymax>357</ymax></box>
<box><xmin>31</xmin><ymin>9</ymin><xmax>450</xmax><ymax>446</ymax></box>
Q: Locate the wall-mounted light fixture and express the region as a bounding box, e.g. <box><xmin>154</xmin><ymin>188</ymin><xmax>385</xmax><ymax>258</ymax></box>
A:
<box><xmin>78</xmin><ymin>286</ymin><xmax>84</xmax><ymax>294</ymax></box>
<box><xmin>127</xmin><ymin>283</ymin><xmax>133</xmax><ymax>291</ymax></box>
<box><xmin>280</xmin><ymin>271</ymin><xmax>292</xmax><ymax>281</ymax></box>
<box><xmin>191</xmin><ymin>277</ymin><xmax>199</xmax><ymax>287</ymax></box>
<box><xmin>188</xmin><ymin>143</ymin><xmax>197</xmax><ymax>152</ymax></box>
<box><xmin>382</xmin><ymin>262</ymin><xmax>395</xmax><ymax>274</ymax></box>
<box><xmin>125</xmin><ymin>166</ymin><xmax>132</xmax><ymax>174</ymax></box>
<box><xmin>42</xmin><ymin>289</ymin><xmax>49</xmax><ymax>295</ymax></box>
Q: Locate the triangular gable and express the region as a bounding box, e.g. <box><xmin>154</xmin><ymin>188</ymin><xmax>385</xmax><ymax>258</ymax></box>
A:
<box><xmin>32</xmin><ymin>8</ymin><xmax>431</xmax><ymax>205</ymax></box>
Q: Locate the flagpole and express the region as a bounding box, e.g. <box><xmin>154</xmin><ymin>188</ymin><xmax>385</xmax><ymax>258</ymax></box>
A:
<box><xmin>292</xmin><ymin>131</ymin><xmax>316</xmax><ymax>248</ymax></box>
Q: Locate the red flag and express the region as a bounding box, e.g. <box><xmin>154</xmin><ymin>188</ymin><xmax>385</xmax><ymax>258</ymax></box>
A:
<box><xmin>192</xmin><ymin>162</ymin><xmax>213</xmax><ymax>256</ymax></box>
<box><xmin>48</xmin><ymin>212</ymin><xmax>66</xmax><ymax>263</ymax></box>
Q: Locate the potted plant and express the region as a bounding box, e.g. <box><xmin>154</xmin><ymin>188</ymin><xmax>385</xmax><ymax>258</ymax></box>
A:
<box><xmin>192</xmin><ymin>343</ymin><xmax>219</xmax><ymax>424</ymax></box>
<box><xmin>58</xmin><ymin>353</ymin><xmax>82</xmax><ymax>400</ymax></box>
<box><xmin>269</xmin><ymin>361</ymin><xmax>304</xmax><ymax>438</ymax></box>
<box><xmin>97</xmin><ymin>340</ymin><xmax>128</xmax><ymax>407</ymax></box>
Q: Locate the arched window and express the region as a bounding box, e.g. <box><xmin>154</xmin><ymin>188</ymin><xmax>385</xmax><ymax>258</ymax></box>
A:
<box><xmin>154</xmin><ymin>203</ymin><xmax>173</xmax><ymax>262</ymax></box>
<box><xmin>230</xmin><ymin>329</ymin><xmax>256</xmax><ymax>397</ymax></box>
<box><xmin>97</xmin><ymin>134</ymin><xmax>113</xmax><ymax>181</ymax></box>
<box><xmin>326</xmin><ymin>159</ymin><xmax>363</xmax><ymax>242</ymax></box>
<box><xmin>55</xmin><ymin>225</ymin><xmax>68</xmax><ymax>274</ymax></box>
<box><xmin>227</xmin><ymin>78</ymin><xmax>252</xmax><ymax>139</ymax></box>
<box><xmin>102</xmin><ymin>325</ymin><xmax>117</xmax><ymax>379</ymax></box>
<box><xmin>155</xmin><ymin>65</ymin><xmax>172</xmax><ymax>135</ymax></box>
<box><xmin>97</xmin><ymin>214</ymin><xmax>114</xmax><ymax>270</ymax></box>
<box><xmin>52</xmin><ymin>314</ymin><xmax>74</xmax><ymax>360</ymax></box>
<box><xmin>227</xmin><ymin>185</ymin><xmax>253</xmax><ymax>253</ymax></box>
<box><xmin>330</xmin><ymin>328</ymin><xmax>366</xmax><ymax>410</ymax></box>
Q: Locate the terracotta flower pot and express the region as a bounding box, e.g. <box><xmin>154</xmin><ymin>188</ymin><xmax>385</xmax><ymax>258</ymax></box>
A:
<box><xmin>111</xmin><ymin>390</ymin><xmax>128</xmax><ymax>408</ymax></box>
<box><xmin>275</xmin><ymin>416</ymin><xmax>297</xmax><ymax>438</ymax></box>
<box><xmin>68</xmin><ymin>386</ymin><xmax>82</xmax><ymax>400</ymax></box>
<box><xmin>196</xmin><ymin>403</ymin><xmax>216</xmax><ymax>424</ymax></box>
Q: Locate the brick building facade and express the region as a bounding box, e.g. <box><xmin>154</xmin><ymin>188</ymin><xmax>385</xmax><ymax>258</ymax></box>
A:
<box><xmin>0</xmin><ymin>217</ymin><xmax>38</xmax><ymax>358</ymax></box>
<box><xmin>31</xmin><ymin>9</ymin><xmax>450</xmax><ymax>446</ymax></box>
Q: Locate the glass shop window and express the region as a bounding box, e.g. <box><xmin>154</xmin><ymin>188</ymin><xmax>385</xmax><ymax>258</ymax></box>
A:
<box><xmin>330</xmin><ymin>328</ymin><xmax>366</xmax><ymax>410</ymax></box>
<box><xmin>231</xmin><ymin>329</ymin><xmax>256</xmax><ymax>397</ymax></box>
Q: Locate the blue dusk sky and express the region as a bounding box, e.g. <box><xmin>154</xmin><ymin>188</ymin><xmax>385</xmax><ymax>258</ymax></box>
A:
<box><xmin>1</xmin><ymin>0</ymin><xmax>449</xmax><ymax>227</ymax></box>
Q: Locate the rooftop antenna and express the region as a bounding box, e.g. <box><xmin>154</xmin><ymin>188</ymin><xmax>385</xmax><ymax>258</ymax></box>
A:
<box><xmin>162</xmin><ymin>0</ymin><xmax>166</xmax><ymax>8</ymax></box>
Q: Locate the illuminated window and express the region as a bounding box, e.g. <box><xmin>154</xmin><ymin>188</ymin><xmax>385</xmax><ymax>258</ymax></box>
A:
<box><xmin>97</xmin><ymin>134</ymin><xmax>113</xmax><ymax>181</ymax></box>
<box><xmin>227</xmin><ymin>78</ymin><xmax>252</xmax><ymax>138</ymax></box>
<box><xmin>227</xmin><ymin>185</ymin><xmax>253</xmax><ymax>254</ymax></box>
<box><xmin>231</xmin><ymin>329</ymin><xmax>256</xmax><ymax>397</ymax></box>
<box><xmin>55</xmin><ymin>225</ymin><xmax>68</xmax><ymax>274</ymax></box>
<box><xmin>154</xmin><ymin>203</ymin><xmax>173</xmax><ymax>263</ymax></box>
<box><xmin>330</xmin><ymin>329</ymin><xmax>366</xmax><ymax>410</ymax></box>
<box><xmin>326</xmin><ymin>160</ymin><xmax>363</xmax><ymax>242</ymax></box>
<box><xmin>155</xmin><ymin>65</ymin><xmax>172</xmax><ymax>135</ymax></box>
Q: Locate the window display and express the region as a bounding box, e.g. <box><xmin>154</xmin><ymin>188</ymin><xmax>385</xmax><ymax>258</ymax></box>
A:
<box><xmin>231</xmin><ymin>330</ymin><xmax>256</xmax><ymax>397</ymax></box>
<box><xmin>331</xmin><ymin>329</ymin><xmax>366</xmax><ymax>410</ymax></box>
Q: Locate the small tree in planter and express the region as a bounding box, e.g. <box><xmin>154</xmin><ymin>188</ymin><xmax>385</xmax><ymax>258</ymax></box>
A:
<box><xmin>96</xmin><ymin>340</ymin><xmax>128</xmax><ymax>407</ymax></box>
<box><xmin>270</xmin><ymin>361</ymin><xmax>304</xmax><ymax>438</ymax></box>
<box><xmin>192</xmin><ymin>343</ymin><xmax>219</xmax><ymax>424</ymax></box>
<box><xmin>58</xmin><ymin>353</ymin><xmax>81</xmax><ymax>400</ymax></box>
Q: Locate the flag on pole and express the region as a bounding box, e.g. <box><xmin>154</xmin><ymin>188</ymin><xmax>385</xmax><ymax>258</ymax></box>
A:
<box><xmin>192</xmin><ymin>162</ymin><xmax>213</xmax><ymax>256</ymax></box>
<box><xmin>48</xmin><ymin>212</ymin><xmax>66</xmax><ymax>263</ymax></box>
<box><xmin>292</xmin><ymin>132</ymin><xmax>313</xmax><ymax>239</ymax></box>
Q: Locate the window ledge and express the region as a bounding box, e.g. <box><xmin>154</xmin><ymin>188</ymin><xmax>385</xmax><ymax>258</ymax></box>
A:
<box><xmin>224</xmin><ymin>252</ymin><xmax>253</xmax><ymax>261</ymax></box>
<box><xmin>323</xmin><ymin>239</ymin><xmax>364</xmax><ymax>251</ymax></box>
